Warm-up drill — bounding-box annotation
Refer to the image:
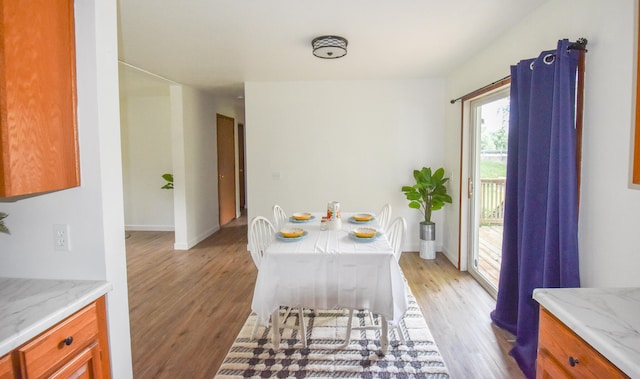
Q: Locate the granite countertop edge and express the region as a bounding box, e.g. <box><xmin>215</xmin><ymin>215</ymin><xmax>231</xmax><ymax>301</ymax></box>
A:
<box><xmin>0</xmin><ymin>278</ymin><xmax>112</xmax><ymax>357</ymax></box>
<box><xmin>533</xmin><ymin>287</ymin><xmax>640</xmax><ymax>378</ymax></box>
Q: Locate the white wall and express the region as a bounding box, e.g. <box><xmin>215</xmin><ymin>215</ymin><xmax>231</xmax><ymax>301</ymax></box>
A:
<box><xmin>179</xmin><ymin>86</ymin><xmax>219</xmax><ymax>248</ymax></box>
<box><xmin>0</xmin><ymin>0</ymin><xmax>132</xmax><ymax>377</ymax></box>
<box><xmin>118</xmin><ymin>67</ymin><xmax>246</xmax><ymax>246</ymax></box>
<box><xmin>170</xmin><ymin>86</ymin><xmax>245</xmax><ymax>249</ymax></box>
<box><xmin>119</xmin><ymin>66</ymin><xmax>174</xmax><ymax>231</ymax></box>
<box><xmin>245</xmin><ymin>79</ymin><xmax>446</xmax><ymax>252</ymax></box>
<box><xmin>444</xmin><ymin>0</ymin><xmax>640</xmax><ymax>287</ymax></box>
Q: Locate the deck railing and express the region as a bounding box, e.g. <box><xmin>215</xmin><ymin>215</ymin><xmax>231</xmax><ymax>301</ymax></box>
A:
<box><xmin>480</xmin><ymin>178</ymin><xmax>506</xmax><ymax>225</ymax></box>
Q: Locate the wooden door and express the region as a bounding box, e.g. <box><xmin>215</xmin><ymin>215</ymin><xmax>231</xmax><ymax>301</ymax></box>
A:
<box><xmin>216</xmin><ymin>114</ymin><xmax>236</xmax><ymax>225</ymax></box>
<box><xmin>238</xmin><ymin>123</ymin><xmax>246</xmax><ymax>210</ymax></box>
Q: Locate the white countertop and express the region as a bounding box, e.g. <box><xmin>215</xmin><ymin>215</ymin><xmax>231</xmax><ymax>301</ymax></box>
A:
<box><xmin>533</xmin><ymin>287</ymin><xmax>640</xmax><ymax>377</ymax></box>
<box><xmin>0</xmin><ymin>278</ymin><xmax>111</xmax><ymax>357</ymax></box>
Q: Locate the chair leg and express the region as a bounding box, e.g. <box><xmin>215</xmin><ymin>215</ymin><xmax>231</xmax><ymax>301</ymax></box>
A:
<box><xmin>339</xmin><ymin>310</ymin><xmax>404</xmax><ymax>352</ymax></box>
<box><xmin>395</xmin><ymin>324</ymin><xmax>406</xmax><ymax>344</ymax></box>
<box><xmin>251</xmin><ymin>312</ymin><xmax>269</xmax><ymax>340</ymax></box>
<box><xmin>251</xmin><ymin>320</ymin><xmax>260</xmax><ymax>340</ymax></box>
<box><xmin>380</xmin><ymin>316</ymin><xmax>389</xmax><ymax>354</ymax></box>
<box><xmin>368</xmin><ymin>312</ymin><xmax>376</xmax><ymax>325</ymax></box>
<box><xmin>280</xmin><ymin>306</ymin><xmax>292</xmax><ymax>322</ymax></box>
<box><xmin>297</xmin><ymin>308</ymin><xmax>307</xmax><ymax>348</ymax></box>
<box><xmin>271</xmin><ymin>309</ymin><xmax>280</xmax><ymax>350</ymax></box>
<box><xmin>339</xmin><ymin>309</ymin><xmax>355</xmax><ymax>349</ymax></box>
<box><xmin>257</xmin><ymin>308</ymin><xmax>309</xmax><ymax>350</ymax></box>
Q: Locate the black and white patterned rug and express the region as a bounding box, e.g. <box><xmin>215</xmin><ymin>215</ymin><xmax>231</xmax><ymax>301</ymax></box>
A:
<box><xmin>215</xmin><ymin>289</ymin><xmax>450</xmax><ymax>378</ymax></box>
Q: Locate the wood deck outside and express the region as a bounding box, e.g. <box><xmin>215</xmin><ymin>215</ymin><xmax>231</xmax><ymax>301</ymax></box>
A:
<box><xmin>478</xmin><ymin>224</ymin><xmax>503</xmax><ymax>289</ymax></box>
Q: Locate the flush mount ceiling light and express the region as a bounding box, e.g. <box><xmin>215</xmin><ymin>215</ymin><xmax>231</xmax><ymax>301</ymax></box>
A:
<box><xmin>311</xmin><ymin>35</ymin><xmax>348</xmax><ymax>59</ymax></box>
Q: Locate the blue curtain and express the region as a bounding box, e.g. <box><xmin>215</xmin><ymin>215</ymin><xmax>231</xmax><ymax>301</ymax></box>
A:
<box><xmin>490</xmin><ymin>39</ymin><xmax>581</xmax><ymax>379</ymax></box>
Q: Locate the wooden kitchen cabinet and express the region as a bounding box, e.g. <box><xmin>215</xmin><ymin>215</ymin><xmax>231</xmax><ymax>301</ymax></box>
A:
<box><xmin>0</xmin><ymin>0</ymin><xmax>80</xmax><ymax>198</ymax></box>
<box><xmin>537</xmin><ymin>307</ymin><xmax>629</xmax><ymax>379</ymax></box>
<box><xmin>48</xmin><ymin>341</ymin><xmax>102</xmax><ymax>379</ymax></box>
<box><xmin>634</xmin><ymin>4</ymin><xmax>640</xmax><ymax>184</ymax></box>
<box><xmin>0</xmin><ymin>353</ymin><xmax>13</xmax><ymax>379</ymax></box>
<box><xmin>4</xmin><ymin>297</ymin><xmax>110</xmax><ymax>379</ymax></box>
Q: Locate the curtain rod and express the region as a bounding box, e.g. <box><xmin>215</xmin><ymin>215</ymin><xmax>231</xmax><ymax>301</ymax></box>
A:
<box><xmin>568</xmin><ymin>37</ymin><xmax>588</xmax><ymax>51</ymax></box>
<box><xmin>450</xmin><ymin>37</ymin><xmax>588</xmax><ymax>104</ymax></box>
<box><xmin>449</xmin><ymin>75</ymin><xmax>510</xmax><ymax>104</ymax></box>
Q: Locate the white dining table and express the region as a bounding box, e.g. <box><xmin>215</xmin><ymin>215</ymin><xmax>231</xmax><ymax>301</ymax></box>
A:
<box><xmin>250</xmin><ymin>212</ymin><xmax>408</xmax><ymax>353</ymax></box>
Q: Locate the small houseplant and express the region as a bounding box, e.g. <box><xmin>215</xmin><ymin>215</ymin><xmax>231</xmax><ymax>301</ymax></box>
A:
<box><xmin>401</xmin><ymin>167</ymin><xmax>452</xmax><ymax>259</ymax></box>
<box><xmin>0</xmin><ymin>212</ymin><xmax>9</xmax><ymax>234</ymax></box>
<box><xmin>161</xmin><ymin>173</ymin><xmax>174</xmax><ymax>189</ymax></box>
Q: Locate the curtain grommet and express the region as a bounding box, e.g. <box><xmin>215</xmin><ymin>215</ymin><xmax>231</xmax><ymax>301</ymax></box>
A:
<box><xmin>543</xmin><ymin>54</ymin><xmax>556</xmax><ymax>65</ymax></box>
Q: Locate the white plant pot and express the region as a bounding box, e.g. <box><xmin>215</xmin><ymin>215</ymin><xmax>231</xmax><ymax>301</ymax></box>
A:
<box><xmin>419</xmin><ymin>222</ymin><xmax>436</xmax><ymax>260</ymax></box>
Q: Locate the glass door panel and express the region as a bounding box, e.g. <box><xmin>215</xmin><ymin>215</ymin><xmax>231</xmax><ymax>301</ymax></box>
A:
<box><xmin>468</xmin><ymin>89</ymin><xmax>509</xmax><ymax>296</ymax></box>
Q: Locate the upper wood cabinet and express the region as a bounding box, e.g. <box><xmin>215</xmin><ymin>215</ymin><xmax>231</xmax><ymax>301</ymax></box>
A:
<box><xmin>635</xmin><ymin>5</ymin><xmax>640</xmax><ymax>184</ymax></box>
<box><xmin>0</xmin><ymin>0</ymin><xmax>80</xmax><ymax>198</ymax></box>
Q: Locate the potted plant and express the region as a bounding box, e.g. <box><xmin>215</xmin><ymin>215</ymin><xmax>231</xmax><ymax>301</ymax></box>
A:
<box><xmin>401</xmin><ymin>167</ymin><xmax>452</xmax><ymax>259</ymax></box>
<box><xmin>0</xmin><ymin>212</ymin><xmax>9</xmax><ymax>234</ymax></box>
<box><xmin>161</xmin><ymin>173</ymin><xmax>174</xmax><ymax>189</ymax></box>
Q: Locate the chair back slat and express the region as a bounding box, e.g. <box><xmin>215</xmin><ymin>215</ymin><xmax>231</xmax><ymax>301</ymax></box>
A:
<box><xmin>272</xmin><ymin>204</ymin><xmax>288</xmax><ymax>230</ymax></box>
<box><xmin>377</xmin><ymin>203</ymin><xmax>392</xmax><ymax>233</ymax></box>
<box><xmin>387</xmin><ymin>216</ymin><xmax>407</xmax><ymax>262</ymax></box>
<box><xmin>248</xmin><ymin>216</ymin><xmax>275</xmax><ymax>268</ymax></box>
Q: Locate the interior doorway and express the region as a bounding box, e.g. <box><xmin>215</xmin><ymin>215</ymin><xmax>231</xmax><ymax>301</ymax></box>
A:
<box><xmin>217</xmin><ymin>114</ymin><xmax>237</xmax><ymax>226</ymax></box>
<box><xmin>467</xmin><ymin>87</ymin><xmax>509</xmax><ymax>297</ymax></box>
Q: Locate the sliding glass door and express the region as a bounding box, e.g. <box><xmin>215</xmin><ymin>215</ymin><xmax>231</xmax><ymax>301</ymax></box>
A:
<box><xmin>468</xmin><ymin>88</ymin><xmax>509</xmax><ymax>297</ymax></box>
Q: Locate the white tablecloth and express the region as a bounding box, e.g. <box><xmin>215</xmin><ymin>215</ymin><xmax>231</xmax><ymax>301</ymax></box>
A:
<box><xmin>251</xmin><ymin>212</ymin><xmax>408</xmax><ymax>327</ymax></box>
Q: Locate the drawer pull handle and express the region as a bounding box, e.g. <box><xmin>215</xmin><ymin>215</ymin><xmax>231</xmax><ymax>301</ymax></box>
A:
<box><xmin>568</xmin><ymin>356</ymin><xmax>580</xmax><ymax>367</ymax></box>
<box><xmin>63</xmin><ymin>336</ymin><xmax>74</xmax><ymax>346</ymax></box>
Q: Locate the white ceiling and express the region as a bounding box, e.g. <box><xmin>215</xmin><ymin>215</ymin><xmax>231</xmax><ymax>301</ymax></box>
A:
<box><xmin>117</xmin><ymin>0</ymin><xmax>548</xmax><ymax>98</ymax></box>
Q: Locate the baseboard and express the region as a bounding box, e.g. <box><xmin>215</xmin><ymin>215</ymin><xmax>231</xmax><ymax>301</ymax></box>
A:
<box><xmin>125</xmin><ymin>225</ymin><xmax>175</xmax><ymax>231</ymax></box>
<box><xmin>174</xmin><ymin>225</ymin><xmax>220</xmax><ymax>250</ymax></box>
<box><xmin>440</xmin><ymin>247</ymin><xmax>459</xmax><ymax>268</ymax></box>
<box><xmin>406</xmin><ymin>242</ymin><xmax>444</xmax><ymax>254</ymax></box>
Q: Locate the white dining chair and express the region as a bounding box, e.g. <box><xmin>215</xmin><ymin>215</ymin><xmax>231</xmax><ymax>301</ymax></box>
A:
<box><xmin>377</xmin><ymin>203</ymin><xmax>392</xmax><ymax>233</ymax></box>
<box><xmin>342</xmin><ymin>216</ymin><xmax>407</xmax><ymax>347</ymax></box>
<box><xmin>387</xmin><ymin>216</ymin><xmax>407</xmax><ymax>263</ymax></box>
<box><xmin>272</xmin><ymin>204</ymin><xmax>288</xmax><ymax>230</ymax></box>
<box><xmin>248</xmin><ymin>216</ymin><xmax>275</xmax><ymax>268</ymax></box>
<box><xmin>248</xmin><ymin>216</ymin><xmax>307</xmax><ymax>348</ymax></box>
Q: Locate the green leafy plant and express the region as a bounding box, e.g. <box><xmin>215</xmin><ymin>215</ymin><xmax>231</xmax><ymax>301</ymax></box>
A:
<box><xmin>0</xmin><ymin>212</ymin><xmax>9</xmax><ymax>234</ymax></box>
<box><xmin>161</xmin><ymin>173</ymin><xmax>174</xmax><ymax>189</ymax></box>
<box><xmin>401</xmin><ymin>167</ymin><xmax>452</xmax><ymax>224</ymax></box>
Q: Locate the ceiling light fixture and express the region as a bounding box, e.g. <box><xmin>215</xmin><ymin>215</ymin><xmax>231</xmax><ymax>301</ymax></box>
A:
<box><xmin>311</xmin><ymin>35</ymin><xmax>348</xmax><ymax>59</ymax></box>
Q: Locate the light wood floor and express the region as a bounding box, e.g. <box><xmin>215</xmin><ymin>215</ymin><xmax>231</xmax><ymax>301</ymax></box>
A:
<box><xmin>125</xmin><ymin>215</ymin><xmax>524</xmax><ymax>379</ymax></box>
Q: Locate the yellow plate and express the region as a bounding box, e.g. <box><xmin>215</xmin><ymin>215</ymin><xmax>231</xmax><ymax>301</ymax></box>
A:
<box><xmin>292</xmin><ymin>212</ymin><xmax>312</xmax><ymax>220</ymax></box>
<box><xmin>353</xmin><ymin>227</ymin><xmax>376</xmax><ymax>238</ymax></box>
<box><xmin>353</xmin><ymin>213</ymin><xmax>373</xmax><ymax>222</ymax></box>
<box><xmin>280</xmin><ymin>228</ymin><xmax>304</xmax><ymax>238</ymax></box>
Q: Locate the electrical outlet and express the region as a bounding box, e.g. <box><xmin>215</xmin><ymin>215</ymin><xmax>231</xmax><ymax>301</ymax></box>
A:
<box><xmin>53</xmin><ymin>224</ymin><xmax>70</xmax><ymax>252</ymax></box>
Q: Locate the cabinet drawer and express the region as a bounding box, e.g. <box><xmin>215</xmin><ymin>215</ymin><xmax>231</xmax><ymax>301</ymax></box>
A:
<box><xmin>538</xmin><ymin>308</ymin><xmax>629</xmax><ymax>378</ymax></box>
<box><xmin>18</xmin><ymin>303</ymin><xmax>99</xmax><ymax>379</ymax></box>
